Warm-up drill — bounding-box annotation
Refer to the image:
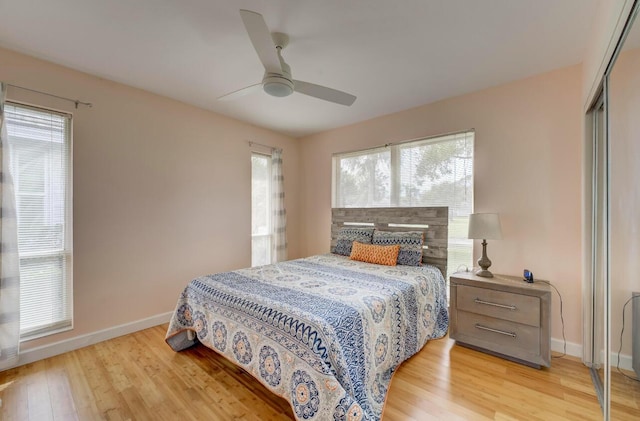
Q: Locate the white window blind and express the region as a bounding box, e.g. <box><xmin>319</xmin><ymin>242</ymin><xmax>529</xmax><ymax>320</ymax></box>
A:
<box><xmin>251</xmin><ymin>153</ymin><xmax>272</xmax><ymax>266</ymax></box>
<box><xmin>334</xmin><ymin>146</ymin><xmax>390</xmax><ymax>208</ymax></box>
<box><xmin>5</xmin><ymin>102</ymin><xmax>73</xmax><ymax>339</ymax></box>
<box><xmin>333</xmin><ymin>131</ymin><xmax>474</xmax><ymax>278</ymax></box>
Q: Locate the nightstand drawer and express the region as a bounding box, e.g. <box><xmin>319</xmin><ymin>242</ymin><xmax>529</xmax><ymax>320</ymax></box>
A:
<box><xmin>454</xmin><ymin>311</ymin><xmax>541</xmax><ymax>356</ymax></box>
<box><xmin>457</xmin><ymin>285</ymin><xmax>540</xmax><ymax>327</ymax></box>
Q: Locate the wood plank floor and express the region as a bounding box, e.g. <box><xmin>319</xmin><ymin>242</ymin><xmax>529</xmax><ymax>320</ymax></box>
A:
<box><xmin>0</xmin><ymin>324</ymin><xmax>638</xmax><ymax>420</ymax></box>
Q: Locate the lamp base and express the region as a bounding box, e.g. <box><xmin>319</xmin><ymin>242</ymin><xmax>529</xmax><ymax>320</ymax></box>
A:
<box><xmin>476</xmin><ymin>239</ymin><xmax>493</xmax><ymax>278</ymax></box>
<box><xmin>475</xmin><ymin>269</ymin><xmax>494</xmax><ymax>278</ymax></box>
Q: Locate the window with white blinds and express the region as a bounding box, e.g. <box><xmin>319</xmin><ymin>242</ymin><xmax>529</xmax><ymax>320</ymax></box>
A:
<box><xmin>5</xmin><ymin>102</ymin><xmax>73</xmax><ymax>339</ymax></box>
<box><xmin>251</xmin><ymin>153</ymin><xmax>272</xmax><ymax>266</ymax></box>
<box><xmin>333</xmin><ymin>131</ymin><xmax>474</xmax><ymax>278</ymax></box>
<box><xmin>333</xmin><ymin>147</ymin><xmax>390</xmax><ymax>208</ymax></box>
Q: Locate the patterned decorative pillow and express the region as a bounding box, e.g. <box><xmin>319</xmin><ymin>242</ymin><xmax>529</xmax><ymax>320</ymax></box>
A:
<box><xmin>372</xmin><ymin>230</ymin><xmax>424</xmax><ymax>266</ymax></box>
<box><xmin>349</xmin><ymin>241</ymin><xmax>400</xmax><ymax>266</ymax></box>
<box><xmin>332</xmin><ymin>227</ymin><xmax>375</xmax><ymax>256</ymax></box>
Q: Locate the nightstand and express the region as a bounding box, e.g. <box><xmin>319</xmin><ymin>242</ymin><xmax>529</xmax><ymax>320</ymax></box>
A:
<box><xmin>449</xmin><ymin>272</ymin><xmax>551</xmax><ymax>368</ymax></box>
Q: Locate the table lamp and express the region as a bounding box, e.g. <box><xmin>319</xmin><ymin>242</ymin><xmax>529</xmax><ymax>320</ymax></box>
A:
<box><xmin>468</xmin><ymin>213</ymin><xmax>502</xmax><ymax>278</ymax></box>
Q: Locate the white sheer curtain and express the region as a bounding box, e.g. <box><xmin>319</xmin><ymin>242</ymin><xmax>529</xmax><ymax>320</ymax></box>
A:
<box><xmin>271</xmin><ymin>148</ymin><xmax>287</xmax><ymax>263</ymax></box>
<box><xmin>0</xmin><ymin>82</ymin><xmax>21</xmax><ymax>370</ymax></box>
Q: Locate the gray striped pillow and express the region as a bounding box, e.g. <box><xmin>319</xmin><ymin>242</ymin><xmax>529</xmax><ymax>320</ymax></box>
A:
<box><xmin>372</xmin><ymin>230</ymin><xmax>424</xmax><ymax>266</ymax></box>
<box><xmin>332</xmin><ymin>227</ymin><xmax>375</xmax><ymax>256</ymax></box>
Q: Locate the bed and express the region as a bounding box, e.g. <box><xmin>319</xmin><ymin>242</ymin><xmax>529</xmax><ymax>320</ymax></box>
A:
<box><xmin>166</xmin><ymin>207</ymin><xmax>449</xmax><ymax>421</ymax></box>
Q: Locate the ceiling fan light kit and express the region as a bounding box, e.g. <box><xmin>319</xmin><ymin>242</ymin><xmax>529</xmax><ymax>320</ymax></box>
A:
<box><xmin>263</xmin><ymin>75</ymin><xmax>294</xmax><ymax>97</ymax></box>
<box><xmin>218</xmin><ymin>9</ymin><xmax>356</xmax><ymax>106</ymax></box>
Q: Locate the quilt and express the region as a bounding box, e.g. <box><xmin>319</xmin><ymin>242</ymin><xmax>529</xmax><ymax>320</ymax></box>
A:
<box><xmin>165</xmin><ymin>254</ymin><xmax>448</xmax><ymax>421</ymax></box>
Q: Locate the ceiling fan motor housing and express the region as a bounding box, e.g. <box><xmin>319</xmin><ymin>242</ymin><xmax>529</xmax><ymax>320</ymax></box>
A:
<box><xmin>263</xmin><ymin>74</ymin><xmax>294</xmax><ymax>97</ymax></box>
<box><xmin>263</xmin><ymin>49</ymin><xmax>294</xmax><ymax>97</ymax></box>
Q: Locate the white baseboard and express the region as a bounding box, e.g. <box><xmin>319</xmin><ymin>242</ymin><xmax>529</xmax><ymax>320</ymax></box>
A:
<box><xmin>610</xmin><ymin>351</ymin><xmax>634</xmax><ymax>372</ymax></box>
<box><xmin>13</xmin><ymin>311</ymin><xmax>173</xmax><ymax>369</ymax></box>
<box><xmin>551</xmin><ymin>337</ymin><xmax>634</xmax><ymax>372</ymax></box>
<box><xmin>551</xmin><ymin>337</ymin><xmax>582</xmax><ymax>358</ymax></box>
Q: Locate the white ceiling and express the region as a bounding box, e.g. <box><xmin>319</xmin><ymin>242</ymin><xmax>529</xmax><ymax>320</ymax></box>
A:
<box><xmin>0</xmin><ymin>0</ymin><xmax>598</xmax><ymax>138</ymax></box>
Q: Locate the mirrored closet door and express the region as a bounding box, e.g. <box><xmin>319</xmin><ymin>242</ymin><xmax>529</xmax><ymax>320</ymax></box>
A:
<box><xmin>608</xmin><ymin>3</ymin><xmax>640</xmax><ymax>418</ymax></box>
<box><xmin>586</xmin><ymin>92</ymin><xmax>608</xmax><ymax>409</ymax></box>
<box><xmin>587</xmin><ymin>1</ymin><xmax>640</xmax><ymax>419</ymax></box>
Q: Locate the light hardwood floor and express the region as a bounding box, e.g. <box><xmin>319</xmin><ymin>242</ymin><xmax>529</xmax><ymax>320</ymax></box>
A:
<box><xmin>1</xmin><ymin>324</ymin><xmax>638</xmax><ymax>420</ymax></box>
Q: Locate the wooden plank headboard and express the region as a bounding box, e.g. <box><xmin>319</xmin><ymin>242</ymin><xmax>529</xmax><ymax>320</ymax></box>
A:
<box><xmin>331</xmin><ymin>207</ymin><xmax>449</xmax><ymax>277</ymax></box>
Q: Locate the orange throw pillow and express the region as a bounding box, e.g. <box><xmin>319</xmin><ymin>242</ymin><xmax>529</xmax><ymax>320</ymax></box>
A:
<box><xmin>349</xmin><ymin>241</ymin><xmax>400</xmax><ymax>266</ymax></box>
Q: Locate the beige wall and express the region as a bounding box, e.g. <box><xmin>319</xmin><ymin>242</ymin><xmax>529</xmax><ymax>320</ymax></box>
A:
<box><xmin>0</xmin><ymin>47</ymin><xmax>301</xmax><ymax>352</ymax></box>
<box><xmin>299</xmin><ymin>65</ymin><xmax>584</xmax><ymax>345</ymax></box>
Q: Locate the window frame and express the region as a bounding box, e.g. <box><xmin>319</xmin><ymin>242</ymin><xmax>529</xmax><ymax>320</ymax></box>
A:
<box><xmin>5</xmin><ymin>100</ymin><xmax>74</xmax><ymax>341</ymax></box>
<box><xmin>332</xmin><ymin>130</ymin><xmax>474</xmax><ymax>279</ymax></box>
<box><xmin>251</xmin><ymin>152</ymin><xmax>272</xmax><ymax>266</ymax></box>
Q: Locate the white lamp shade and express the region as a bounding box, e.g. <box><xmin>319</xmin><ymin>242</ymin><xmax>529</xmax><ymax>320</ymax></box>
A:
<box><xmin>468</xmin><ymin>213</ymin><xmax>502</xmax><ymax>240</ymax></box>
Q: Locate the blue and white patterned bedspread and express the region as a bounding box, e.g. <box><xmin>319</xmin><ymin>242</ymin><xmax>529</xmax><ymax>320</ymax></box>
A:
<box><xmin>165</xmin><ymin>254</ymin><xmax>448</xmax><ymax>421</ymax></box>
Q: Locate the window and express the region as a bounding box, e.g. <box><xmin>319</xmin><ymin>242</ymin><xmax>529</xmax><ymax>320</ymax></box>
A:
<box><xmin>333</xmin><ymin>131</ymin><xmax>474</xmax><ymax>278</ymax></box>
<box><xmin>251</xmin><ymin>153</ymin><xmax>271</xmax><ymax>266</ymax></box>
<box><xmin>5</xmin><ymin>102</ymin><xmax>73</xmax><ymax>339</ymax></box>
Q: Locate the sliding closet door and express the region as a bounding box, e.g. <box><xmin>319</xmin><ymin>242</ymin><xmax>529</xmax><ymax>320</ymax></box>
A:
<box><xmin>607</xmin><ymin>4</ymin><xmax>640</xmax><ymax>417</ymax></box>
<box><xmin>595</xmin><ymin>93</ymin><xmax>609</xmax><ymax>415</ymax></box>
<box><xmin>584</xmin><ymin>92</ymin><xmax>609</xmax><ymax>415</ymax></box>
<box><xmin>585</xmin><ymin>3</ymin><xmax>640</xmax><ymax>418</ymax></box>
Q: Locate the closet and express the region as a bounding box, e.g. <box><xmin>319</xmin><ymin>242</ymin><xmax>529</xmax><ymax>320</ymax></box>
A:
<box><xmin>585</xmin><ymin>2</ymin><xmax>640</xmax><ymax>419</ymax></box>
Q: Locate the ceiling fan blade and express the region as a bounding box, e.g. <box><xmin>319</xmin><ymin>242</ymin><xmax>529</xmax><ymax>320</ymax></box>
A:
<box><xmin>293</xmin><ymin>80</ymin><xmax>356</xmax><ymax>106</ymax></box>
<box><xmin>239</xmin><ymin>10</ymin><xmax>282</xmax><ymax>74</ymax></box>
<box><xmin>217</xmin><ymin>83</ymin><xmax>263</xmax><ymax>101</ymax></box>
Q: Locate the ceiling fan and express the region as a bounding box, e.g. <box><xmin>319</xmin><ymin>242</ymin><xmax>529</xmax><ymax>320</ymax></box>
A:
<box><xmin>218</xmin><ymin>9</ymin><xmax>356</xmax><ymax>106</ymax></box>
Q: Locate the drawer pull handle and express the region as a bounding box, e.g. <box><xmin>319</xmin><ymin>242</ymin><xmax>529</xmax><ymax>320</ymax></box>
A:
<box><xmin>474</xmin><ymin>298</ymin><xmax>516</xmax><ymax>310</ymax></box>
<box><xmin>475</xmin><ymin>323</ymin><xmax>517</xmax><ymax>338</ymax></box>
